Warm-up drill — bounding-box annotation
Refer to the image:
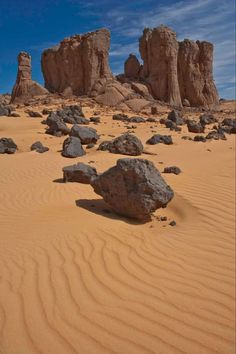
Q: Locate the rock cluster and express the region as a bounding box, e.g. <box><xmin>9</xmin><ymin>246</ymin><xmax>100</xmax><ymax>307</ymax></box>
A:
<box><xmin>11</xmin><ymin>52</ymin><xmax>47</xmax><ymax>103</ymax></box>
<box><xmin>124</xmin><ymin>25</ymin><xmax>219</xmax><ymax>108</ymax></box>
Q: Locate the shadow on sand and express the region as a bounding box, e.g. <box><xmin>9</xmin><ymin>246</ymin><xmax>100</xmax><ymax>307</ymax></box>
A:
<box><xmin>75</xmin><ymin>198</ymin><xmax>145</xmax><ymax>225</ymax></box>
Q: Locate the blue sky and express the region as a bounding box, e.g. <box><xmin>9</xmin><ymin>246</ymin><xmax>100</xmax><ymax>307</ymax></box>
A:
<box><xmin>0</xmin><ymin>0</ymin><xmax>235</xmax><ymax>98</ymax></box>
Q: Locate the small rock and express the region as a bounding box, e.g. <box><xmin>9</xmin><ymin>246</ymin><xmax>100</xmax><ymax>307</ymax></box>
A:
<box><xmin>193</xmin><ymin>135</ymin><xmax>206</xmax><ymax>142</ymax></box>
<box><xmin>187</xmin><ymin>120</ymin><xmax>204</xmax><ymax>133</ymax></box>
<box><xmin>200</xmin><ymin>113</ymin><xmax>216</xmax><ymax>125</ymax></box>
<box><xmin>90</xmin><ymin>116</ymin><xmax>101</xmax><ymax>123</ymax></box>
<box><xmin>27</xmin><ymin>110</ymin><xmax>43</xmax><ymax>118</ymax></box>
<box><xmin>167</xmin><ymin>110</ymin><xmax>184</xmax><ymax>125</ymax></box>
<box><xmin>63</xmin><ymin>162</ymin><xmax>97</xmax><ymax>183</ymax></box>
<box><xmin>146</xmin><ymin>134</ymin><xmax>173</xmax><ymax>145</ymax></box>
<box><xmin>30</xmin><ymin>141</ymin><xmax>49</xmax><ymax>153</ymax></box>
<box><xmin>9</xmin><ymin>112</ymin><xmax>20</xmax><ymax>117</ymax></box>
<box><xmin>169</xmin><ymin>220</ymin><xmax>176</xmax><ymax>226</ymax></box>
<box><xmin>163</xmin><ymin>166</ymin><xmax>181</xmax><ymax>175</ymax></box>
<box><xmin>0</xmin><ymin>138</ymin><xmax>17</xmax><ymax>154</ymax></box>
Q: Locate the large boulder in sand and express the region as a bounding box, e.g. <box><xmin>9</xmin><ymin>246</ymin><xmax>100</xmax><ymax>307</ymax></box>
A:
<box><xmin>46</xmin><ymin>112</ymin><xmax>70</xmax><ymax>136</ymax></box>
<box><xmin>0</xmin><ymin>138</ymin><xmax>17</xmax><ymax>154</ymax></box>
<box><xmin>11</xmin><ymin>52</ymin><xmax>48</xmax><ymax>103</ymax></box>
<box><xmin>91</xmin><ymin>158</ymin><xmax>174</xmax><ymax>220</ymax></box>
<box><xmin>41</xmin><ymin>29</ymin><xmax>112</xmax><ymax>95</ymax></box>
<box><xmin>108</xmin><ymin>134</ymin><xmax>143</xmax><ymax>156</ymax></box>
<box><xmin>54</xmin><ymin>105</ymin><xmax>89</xmax><ymax>125</ymax></box>
<box><xmin>62</xmin><ymin>136</ymin><xmax>85</xmax><ymax>158</ymax></box>
<box><xmin>63</xmin><ymin>162</ymin><xmax>97</xmax><ymax>183</ymax></box>
<box><xmin>70</xmin><ymin>125</ymin><xmax>99</xmax><ymax>144</ymax></box>
<box><xmin>139</xmin><ymin>26</ymin><xmax>182</xmax><ymax>107</ymax></box>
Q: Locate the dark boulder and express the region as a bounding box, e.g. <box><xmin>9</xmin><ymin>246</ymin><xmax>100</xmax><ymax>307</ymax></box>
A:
<box><xmin>146</xmin><ymin>134</ymin><xmax>173</xmax><ymax>145</ymax></box>
<box><xmin>63</xmin><ymin>162</ymin><xmax>97</xmax><ymax>183</ymax></box>
<box><xmin>167</xmin><ymin>110</ymin><xmax>184</xmax><ymax>125</ymax></box>
<box><xmin>108</xmin><ymin>134</ymin><xmax>143</xmax><ymax>156</ymax></box>
<box><xmin>200</xmin><ymin>113</ymin><xmax>216</xmax><ymax>125</ymax></box>
<box><xmin>0</xmin><ymin>138</ymin><xmax>17</xmax><ymax>154</ymax></box>
<box><xmin>97</xmin><ymin>140</ymin><xmax>112</xmax><ymax>151</ymax></box>
<box><xmin>70</xmin><ymin>125</ymin><xmax>99</xmax><ymax>144</ymax></box>
<box><xmin>46</xmin><ymin>112</ymin><xmax>70</xmax><ymax>136</ymax></box>
<box><xmin>62</xmin><ymin>136</ymin><xmax>86</xmax><ymax>158</ymax></box>
<box><xmin>0</xmin><ymin>105</ymin><xmax>10</xmax><ymax>116</ymax></box>
<box><xmin>27</xmin><ymin>110</ymin><xmax>43</xmax><ymax>118</ymax></box>
<box><xmin>30</xmin><ymin>141</ymin><xmax>49</xmax><ymax>153</ymax></box>
<box><xmin>90</xmin><ymin>116</ymin><xmax>101</xmax><ymax>123</ymax></box>
<box><xmin>112</xmin><ymin>113</ymin><xmax>129</xmax><ymax>121</ymax></box>
<box><xmin>127</xmin><ymin>116</ymin><xmax>146</xmax><ymax>123</ymax></box>
<box><xmin>187</xmin><ymin>120</ymin><xmax>205</xmax><ymax>133</ymax></box>
<box><xmin>163</xmin><ymin>166</ymin><xmax>181</xmax><ymax>175</ymax></box>
<box><xmin>206</xmin><ymin>130</ymin><xmax>226</xmax><ymax>140</ymax></box>
<box><xmin>56</xmin><ymin>105</ymin><xmax>87</xmax><ymax>124</ymax></box>
<box><xmin>90</xmin><ymin>158</ymin><xmax>174</xmax><ymax>221</ymax></box>
<box><xmin>193</xmin><ymin>135</ymin><xmax>206</xmax><ymax>142</ymax></box>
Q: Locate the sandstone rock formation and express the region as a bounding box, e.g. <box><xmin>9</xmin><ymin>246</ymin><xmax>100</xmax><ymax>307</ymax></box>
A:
<box><xmin>41</xmin><ymin>29</ymin><xmax>112</xmax><ymax>95</ymax></box>
<box><xmin>124</xmin><ymin>54</ymin><xmax>141</xmax><ymax>79</ymax></box>
<box><xmin>11</xmin><ymin>52</ymin><xmax>47</xmax><ymax>103</ymax></box>
<box><xmin>90</xmin><ymin>158</ymin><xmax>174</xmax><ymax>221</ymax></box>
<box><xmin>124</xmin><ymin>25</ymin><xmax>219</xmax><ymax>108</ymax></box>
<box><xmin>178</xmin><ymin>39</ymin><xmax>219</xmax><ymax>108</ymax></box>
<box><xmin>139</xmin><ymin>26</ymin><xmax>182</xmax><ymax>107</ymax></box>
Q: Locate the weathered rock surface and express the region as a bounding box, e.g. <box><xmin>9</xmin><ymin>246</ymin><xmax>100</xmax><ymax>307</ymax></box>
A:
<box><xmin>163</xmin><ymin>166</ymin><xmax>181</xmax><ymax>175</ymax></box>
<box><xmin>63</xmin><ymin>163</ymin><xmax>97</xmax><ymax>183</ymax></box>
<box><xmin>124</xmin><ymin>54</ymin><xmax>141</xmax><ymax>79</ymax></box>
<box><xmin>0</xmin><ymin>105</ymin><xmax>11</xmax><ymax>116</ymax></box>
<box><xmin>30</xmin><ymin>141</ymin><xmax>49</xmax><ymax>153</ymax></box>
<box><xmin>167</xmin><ymin>110</ymin><xmax>184</xmax><ymax>125</ymax></box>
<box><xmin>41</xmin><ymin>29</ymin><xmax>112</xmax><ymax>95</ymax></box>
<box><xmin>90</xmin><ymin>158</ymin><xmax>174</xmax><ymax>220</ymax></box>
<box><xmin>187</xmin><ymin>120</ymin><xmax>205</xmax><ymax>133</ymax></box>
<box><xmin>124</xmin><ymin>25</ymin><xmax>219</xmax><ymax>108</ymax></box>
<box><xmin>0</xmin><ymin>138</ymin><xmax>17</xmax><ymax>154</ymax></box>
<box><xmin>146</xmin><ymin>134</ymin><xmax>173</xmax><ymax>145</ymax></box>
<box><xmin>46</xmin><ymin>112</ymin><xmax>70</xmax><ymax>136</ymax></box>
<box><xmin>62</xmin><ymin>136</ymin><xmax>85</xmax><ymax>158</ymax></box>
<box><xmin>178</xmin><ymin>40</ymin><xmax>219</xmax><ymax>108</ymax></box>
<box><xmin>54</xmin><ymin>105</ymin><xmax>88</xmax><ymax>125</ymax></box>
<box><xmin>70</xmin><ymin>125</ymin><xmax>99</xmax><ymax>144</ymax></box>
<box><xmin>108</xmin><ymin>134</ymin><xmax>144</xmax><ymax>156</ymax></box>
<box><xmin>139</xmin><ymin>26</ymin><xmax>182</xmax><ymax>106</ymax></box>
<box><xmin>200</xmin><ymin>113</ymin><xmax>216</xmax><ymax>125</ymax></box>
<box><xmin>11</xmin><ymin>52</ymin><xmax>47</xmax><ymax>103</ymax></box>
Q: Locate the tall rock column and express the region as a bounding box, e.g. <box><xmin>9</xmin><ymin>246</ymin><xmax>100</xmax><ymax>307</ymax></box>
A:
<box><xmin>139</xmin><ymin>26</ymin><xmax>182</xmax><ymax>107</ymax></box>
<box><xmin>41</xmin><ymin>28</ymin><xmax>112</xmax><ymax>96</ymax></box>
<box><xmin>11</xmin><ymin>52</ymin><xmax>47</xmax><ymax>103</ymax></box>
<box><xmin>178</xmin><ymin>39</ymin><xmax>219</xmax><ymax>108</ymax></box>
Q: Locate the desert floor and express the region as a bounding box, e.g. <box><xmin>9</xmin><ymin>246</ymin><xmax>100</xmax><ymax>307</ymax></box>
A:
<box><xmin>0</xmin><ymin>100</ymin><xmax>235</xmax><ymax>354</ymax></box>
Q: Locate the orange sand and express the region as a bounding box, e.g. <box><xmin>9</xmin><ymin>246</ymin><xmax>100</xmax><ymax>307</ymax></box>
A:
<box><xmin>0</xmin><ymin>100</ymin><xmax>235</xmax><ymax>353</ymax></box>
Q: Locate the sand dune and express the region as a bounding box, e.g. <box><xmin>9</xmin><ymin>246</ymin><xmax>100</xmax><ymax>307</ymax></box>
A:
<box><xmin>0</xmin><ymin>102</ymin><xmax>235</xmax><ymax>353</ymax></box>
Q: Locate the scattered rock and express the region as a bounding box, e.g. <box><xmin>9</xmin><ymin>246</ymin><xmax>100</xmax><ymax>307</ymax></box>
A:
<box><xmin>90</xmin><ymin>158</ymin><xmax>174</xmax><ymax>220</ymax></box>
<box><xmin>127</xmin><ymin>116</ymin><xmax>146</xmax><ymax>123</ymax></box>
<box><xmin>146</xmin><ymin>134</ymin><xmax>173</xmax><ymax>145</ymax></box>
<box><xmin>169</xmin><ymin>220</ymin><xmax>176</xmax><ymax>226</ymax></box>
<box><xmin>181</xmin><ymin>135</ymin><xmax>192</xmax><ymax>140</ymax></box>
<box><xmin>193</xmin><ymin>135</ymin><xmax>206</xmax><ymax>142</ymax></box>
<box><xmin>54</xmin><ymin>105</ymin><xmax>88</xmax><ymax>124</ymax></box>
<box><xmin>163</xmin><ymin>166</ymin><xmax>181</xmax><ymax>175</ymax></box>
<box><xmin>63</xmin><ymin>162</ymin><xmax>97</xmax><ymax>183</ymax></box>
<box><xmin>30</xmin><ymin>141</ymin><xmax>49</xmax><ymax>153</ymax></box>
<box><xmin>46</xmin><ymin>112</ymin><xmax>70</xmax><ymax>136</ymax></box>
<box><xmin>42</xmin><ymin>108</ymin><xmax>52</xmax><ymax>115</ymax></box>
<box><xmin>97</xmin><ymin>141</ymin><xmax>112</xmax><ymax>151</ymax></box>
<box><xmin>90</xmin><ymin>116</ymin><xmax>101</xmax><ymax>123</ymax></box>
<box><xmin>146</xmin><ymin>117</ymin><xmax>157</xmax><ymax>122</ymax></box>
<box><xmin>62</xmin><ymin>136</ymin><xmax>86</xmax><ymax>158</ymax></box>
<box><xmin>70</xmin><ymin>125</ymin><xmax>99</xmax><ymax>144</ymax></box>
<box><xmin>206</xmin><ymin>130</ymin><xmax>226</xmax><ymax>140</ymax></box>
<box><xmin>108</xmin><ymin>134</ymin><xmax>144</xmax><ymax>156</ymax></box>
<box><xmin>27</xmin><ymin>110</ymin><xmax>43</xmax><ymax>118</ymax></box>
<box><xmin>200</xmin><ymin>113</ymin><xmax>216</xmax><ymax>125</ymax></box>
<box><xmin>167</xmin><ymin>110</ymin><xmax>184</xmax><ymax>125</ymax></box>
<box><xmin>0</xmin><ymin>138</ymin><xmax>17</xmax><ymax>154</ymax></box>
<box><xmin>8</xmin><ymin>112</ymin><xmax>20</xmax><ymax>117</ymax></box>
<box><xmin>187</xmin><ymin>120</ymin><xmax>205</xmax><ymax>133</ymax></box>
<box><xmin>112</xmin><ymin>113</ymin><xmax>129</xmax><ymax>121</ymax></box>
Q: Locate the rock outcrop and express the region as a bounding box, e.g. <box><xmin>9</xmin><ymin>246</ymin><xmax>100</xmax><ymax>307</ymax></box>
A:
<box><xmin>90</xmin><ymin>158</ymin><xmax>174</xmax><ymax>221</ymax></box>
<box><xmin>41</xmin><ymin>29</ymin><xmax>112</xmax><ymax>95</ymax></box>
<box><xmin>124</xmin><ymin>54</ymin><xmax>141</xmax><ymax>79</ymax></box>
<box><xmin>139</xmin><ymin>26</ymin><xmax>182</xmax><ymax>107</ymax></box>
<box><xmin>124</xmin><ymin>25</ymin><xmax>219</xmax><ymax>108</ymax></box>
<box><xmin>178</xmin><ymin>40</ymin><xmax>219</xmax><ymax>108</ymax></box>
<box><xmin>11</xmin><ymin>52</ymin><xmax>47</xmax><ymax>103</ymax></box>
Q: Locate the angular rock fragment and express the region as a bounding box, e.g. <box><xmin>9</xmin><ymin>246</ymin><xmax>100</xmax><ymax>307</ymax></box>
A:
<box><xmin>62</xmin><ymin>136</ymin><xmax>85</xmax><ymax>158</ymax></box>
<box><xmin>63</xmin><ymin>163</ymin><xmax>97</xmax><ymax>183</ymax></box>
<box><xmin>0</xmin><ymin>138</ymin><xmax>17</xmax><ymax>154</ymax></box>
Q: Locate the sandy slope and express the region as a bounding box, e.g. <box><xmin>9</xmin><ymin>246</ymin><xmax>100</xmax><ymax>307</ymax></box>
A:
<box><xmin>0</xmin><ymin>101</ymin><xmax>235</xmax><ymax>354</ymax></box>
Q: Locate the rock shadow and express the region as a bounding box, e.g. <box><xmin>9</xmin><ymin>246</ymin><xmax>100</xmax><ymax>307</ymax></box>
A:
<box><xmin>75</xmin><ymin>198</ymin><xmax>145</xmax><ymax>225</ymax></box>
